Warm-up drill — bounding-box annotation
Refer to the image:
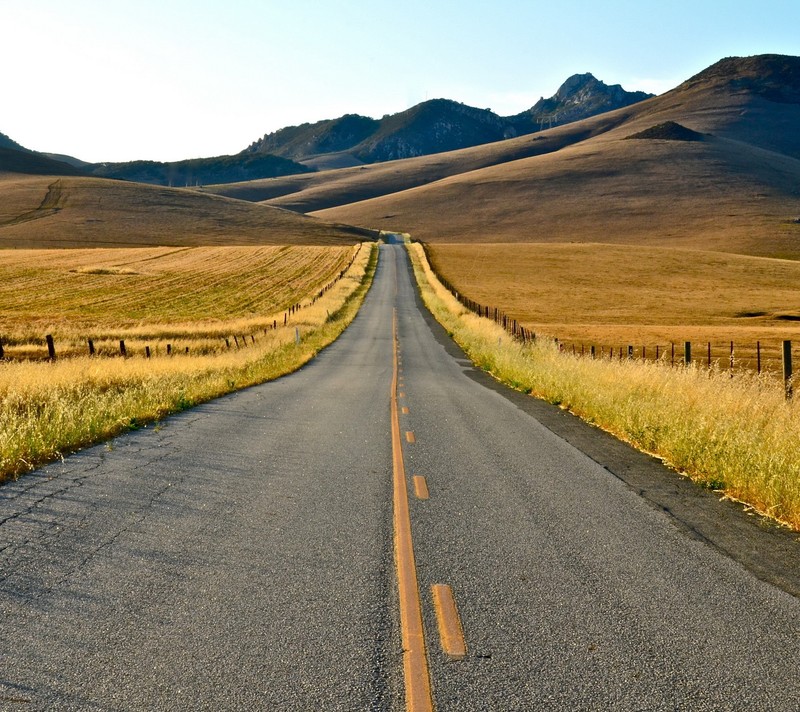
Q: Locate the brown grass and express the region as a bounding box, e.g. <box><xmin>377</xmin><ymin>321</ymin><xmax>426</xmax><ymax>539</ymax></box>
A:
<box><xmin>0</xmin><ymin>244</ymin><xmax>377</xmax><ymax>482</ymax></box>
<box><xmin>408</xmin><ymin>241</ymin><xmax>800</xmax><ymax>530</ymax></box>
<box><xmin>426</xmin><ymin>242</ymin><xmax>800</xmax><ymax>373</ymax></box>
<box><xmin>0</xmin><ymin>174</ymin><xmax>370</xmax><ymax>248</ymax></box>
<box><xmin>0</xmin><ymin>244</ymin><xmax>359</xmax><ymax>358</ymax></box>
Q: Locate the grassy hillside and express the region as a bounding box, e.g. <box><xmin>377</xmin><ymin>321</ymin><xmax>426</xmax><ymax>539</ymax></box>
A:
<box><xmin>312</xmin><ymin>55</ymin><xmax>800</xmax><ymax>258</ymax></box>
<box><xmin>202</xmin><ymin>108</ymin><xmax>636</xmax><ymax>211</ymax></box>
<box><xmin>0</xmin><ymin>174</ymin><xmax>373</xmax><ymax>248</ymax></box>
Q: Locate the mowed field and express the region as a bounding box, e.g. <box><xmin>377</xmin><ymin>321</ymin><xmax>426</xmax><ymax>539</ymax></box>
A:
<box><xmin>427</xmin><ymin>242</ymin><xmax>800</xmax><ymax>372</ymax></box>
<box><xmin>0</xmin><ymin>244</ymin><xmax>357</xmax><ymax>358</ymax></box>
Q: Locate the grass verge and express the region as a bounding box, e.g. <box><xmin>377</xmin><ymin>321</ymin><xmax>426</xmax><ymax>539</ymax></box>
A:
<box><xmin>0</xmin><ymin>244</ymin><xmax>377</xmax><ymax>483</ymax></box>
<box><xmin>407</xmin><ymin>241</ymin><xmax>800</xmax><ymax>531</ymax></box>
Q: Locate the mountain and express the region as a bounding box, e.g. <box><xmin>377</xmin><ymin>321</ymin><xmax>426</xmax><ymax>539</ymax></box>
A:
<box><xmin>89</xmin><ymin>153</ymin><xmax>313</xmax><ymax>187</ymax></box>
<box><xmin>244</xmin><ymin>74</ymin><xmax>652</xmax><ymax>166</ymax></box>
<box><xmin>245</xmin><ymin>114</ymin><xmax>379</xmax><ymax>162</ymax></box>
<box><xmin>507</xmin><ymin>73</ymin><xmax>653</xmax><ymax>133</ymax></box>
<box><xmin>305</xmin><ymin>54</ymin><xmax>800</xmax><ymax>260</ymax></box>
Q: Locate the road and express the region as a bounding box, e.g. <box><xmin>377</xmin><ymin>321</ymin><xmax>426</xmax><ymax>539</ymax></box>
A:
<box><xmin>1</xmin><ymin>242</ymin><xmax>798</xmax><ymax>711</ymax></box>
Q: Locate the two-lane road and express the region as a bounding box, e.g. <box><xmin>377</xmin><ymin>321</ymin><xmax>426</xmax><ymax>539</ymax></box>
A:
<box><xmin>1</xmin><ymin>243</ymin><xmax>798</xmax><ymax>710</ymax></box>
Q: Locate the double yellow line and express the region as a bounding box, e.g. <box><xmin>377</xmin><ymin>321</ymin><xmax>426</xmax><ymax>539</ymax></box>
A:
<box><xmin>391</xmin><ymin>309</ymin><xmax>434</xmax><ymax>711</ymax></box>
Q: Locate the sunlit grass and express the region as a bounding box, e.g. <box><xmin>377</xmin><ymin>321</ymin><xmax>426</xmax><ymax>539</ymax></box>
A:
<box><xmin>408</xmin><ymin>241</ymin><xmax>800</xmax><ymax>530</ymax></box>
<box><xmin>0</xmin><ymin>244</ymin><xmax>376</xmax><ymax>482</ymax></box>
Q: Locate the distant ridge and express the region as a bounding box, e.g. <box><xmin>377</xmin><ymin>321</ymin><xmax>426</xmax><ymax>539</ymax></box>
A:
<box><xmin>0</xmin><ymin>131</ymin><xmax>29</xmax><ymax>153</ymax></box>
<box><xmin>90</xmin><ymin>153</ymin><xmax>313</xmax><ymax>187</ymax></box>
<box><xmin>245</xmin><ymin>74</ymin><xmax>653</xmax><ymax>165</ymax></box>
<box><xmin>0</xmin><ymin>147</ymin><xmax>87</xmax><ymax>177</ymax></box>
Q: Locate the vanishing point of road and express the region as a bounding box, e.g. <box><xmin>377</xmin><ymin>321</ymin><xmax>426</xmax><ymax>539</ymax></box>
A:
<box><xmin>1</xmin><ymin>241</ymin><xmax>798</xmax><ymax>711</ymax></box>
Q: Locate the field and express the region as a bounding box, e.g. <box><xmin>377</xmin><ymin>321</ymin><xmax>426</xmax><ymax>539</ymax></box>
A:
<box><xmin>0</xmin><ymin>243</ymin><xmax>376</xmax><ymax>481</ymax></box>
<box><xmin>0</xmin><ymin>245</ymin><xmax>356</xmax><ymax>358</ymax></box>
<box><xmin>426</xmin><ymin>242</ymin><xmax>800</xmax><ymax>373</ymax></box>
<box><xmin>408</xmin><ymin>242</ymin><xmax>800</xmax><ymax>530</ymax></box>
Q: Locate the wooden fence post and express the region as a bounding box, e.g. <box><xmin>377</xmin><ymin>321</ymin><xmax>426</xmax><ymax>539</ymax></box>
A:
<box><xmin>730</xmin><ymin>341</ymin><xmax>734</xmax><ymax>378</ymax></box>
<box><xmin>167</xmin><ymin>344</ymin><xmax>172</xmax><ymax>355</ymax></box>
<box><xmin>88</xmin><ymin>339</ymin><xmax>95</xmax><ymax>356</ymax></box>
<box><xmin>0</xmin><ymin>338</ymin><xmax>4</xmax><ymax>359</ymax></box>
<box><xmin>684</xmin><ymin>341</ymin><xmax>691</xmax><ymax>366</ymax></box>
<box><xmin>119</xmin><ymin>340</ymin><xmax>127</xmax><ymax>357</ymax></box>
<box><xmin>782</xmin><ymin>340</ymin><xmax>793</xmax><ymax>401</ymax></box>
<box><xmin>590</xmin><ymin>345</ymin><xmax>595</xmax><ymax>359</ymax></box>
<box><xmin>757</xmin><ymin>341</ymin><xmax>761</xmax><ymax>374</ymax></box>
<box><xmin>627</xmin><ymin>345</ymin><xmax>633</xmax><ymax>359</ymax></box>
<box><xmin>46</xmin><ymin>334</ymin><xmax>56</xmax><ymax>361</ymax></box>
<box><xmin>145</xmin><ymin>346</ymin><xmax>151</xmax><ymax>358</ymax></box>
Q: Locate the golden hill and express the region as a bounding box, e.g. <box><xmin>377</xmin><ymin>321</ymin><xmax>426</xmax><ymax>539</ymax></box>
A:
<box><xmin>204</xmin><ymin>54</ymin><xmax>795</xmax><ymax>259</ymax></box>
<box><xmin>0</xmin><ymin>174</ymin><xmax>371</xmax><ymax>248</ymax></box>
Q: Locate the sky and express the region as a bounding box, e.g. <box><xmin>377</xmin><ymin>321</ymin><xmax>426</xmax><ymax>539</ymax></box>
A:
<box><xmin>1</xmin><ymin>0</ymin><xmax>798</xmax><ymax>163</ymax></box>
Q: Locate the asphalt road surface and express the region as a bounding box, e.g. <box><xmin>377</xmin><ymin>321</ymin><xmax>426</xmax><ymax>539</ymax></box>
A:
<box><xmin>1</xmin><ymin>242</ymin><xmax>798</xmax><ymax>711</ymax></box>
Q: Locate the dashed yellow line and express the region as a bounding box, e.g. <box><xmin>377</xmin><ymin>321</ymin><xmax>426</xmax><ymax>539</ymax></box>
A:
<box><xmin>431</xmin><ymin>584</ymin><xmax>467</xmax><ymax>660</ymax></box>
<box><xmin>413</xmin><ymin>476</ymin><xmax>430</xmax><ymax>500</ymax></box>
<box><xmin>406</xmin><ymin>431</ymin><xmax>416</xmax><ymax>444</ymax></box>
<box><xmin>391</xmin><ymin>310</ymin><xmax>434</xmax><ymax>712</ymax></box>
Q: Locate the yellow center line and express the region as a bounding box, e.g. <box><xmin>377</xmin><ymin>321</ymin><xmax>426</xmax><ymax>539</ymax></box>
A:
<box><xmin>391</xmin><ymin>309</ymin><xmax>434</xmax><ymax>712</ymax></box>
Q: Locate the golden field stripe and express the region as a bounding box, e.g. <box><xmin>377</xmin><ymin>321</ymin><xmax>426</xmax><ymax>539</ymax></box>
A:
<box><xmin>431</xmin><ymin>584</ymin><xmax>467</xmax><ymax>660</ymax></box>
<box><xmin>413</xmin><ymin>475</ymin><xmax>430</xmax><ymax>500</ymax></box>
<box><xmin>391</xmin><ymin>309</ymin><xmax>434</xmax><ymax>712</ymax></box>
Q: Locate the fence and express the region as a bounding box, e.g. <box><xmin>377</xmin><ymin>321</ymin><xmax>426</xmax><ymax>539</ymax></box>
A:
<box><xmin>421</xmin><ymin>244</ymin><xmax>796</xmax><ymax>400</ymax></box>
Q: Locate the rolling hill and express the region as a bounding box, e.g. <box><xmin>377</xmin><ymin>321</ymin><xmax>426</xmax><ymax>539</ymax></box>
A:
<box><xmin>0</xmin><ymin>174</ymin><xmax>372</xmax><ymax>248</ymax></box>
<box><xmin>0</xmin><ymin>146</ymin><xmax>88</xmax><ymax>177</ymax></box>
<box><xmin>307</xmin><ymin>54</ymin><xmax>800</xmax><ymax>260</ymax></box>
<box><xmin>89</xmin><ymin>152</ymin><xmax>313</xmax><ymax>187</ymax></box>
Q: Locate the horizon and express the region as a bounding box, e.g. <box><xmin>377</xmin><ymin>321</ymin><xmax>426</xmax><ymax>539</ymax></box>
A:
<box><xmin>2</xmin><ymin>0</ymin><xmax>798</xmax><ymax>163</ymax></box>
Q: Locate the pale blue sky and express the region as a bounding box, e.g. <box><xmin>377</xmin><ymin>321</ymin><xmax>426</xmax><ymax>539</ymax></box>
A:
<box><xmin>2</xmin><ymin>0</ymin><xmax>798</xmax><ymax>162</ymax></box>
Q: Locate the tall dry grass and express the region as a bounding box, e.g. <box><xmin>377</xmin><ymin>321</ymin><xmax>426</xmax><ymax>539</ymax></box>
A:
<box><xmin>0</xmin><ymin>244</ymin><xmax>377</xmax><ymax>483</ymax></box>
<box><xmin>407</xmin><ymin>241</ymin><xmax>800</xmax><ymax>530</ymax></box>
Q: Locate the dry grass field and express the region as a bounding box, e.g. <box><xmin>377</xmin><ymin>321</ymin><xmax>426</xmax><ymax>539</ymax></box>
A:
<box><xmin>0</xmin><ymin>244</ymin><xmax>358</xmax><ymax>358</ymax></box>
<box><xmin>426</xmin><ymin>243</ymin><xmax>800</xmax><ymax>372</ymax></box>
<box><xmin>409</xmin><ymin>242</ymin><xmax>800</xmax><ymax>530</ymax></box>
<box><xmin>0</xmin><ymin>243</ymin><xmax>376</xmax><ymax>482</ymax></box>
<box><xmin>0</xmin><ymin>174</ymin><xmax>370</xmax><ymax>248</ymax></box>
